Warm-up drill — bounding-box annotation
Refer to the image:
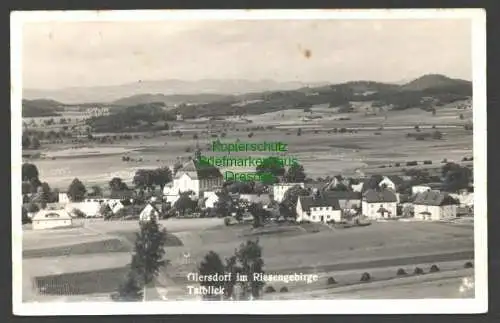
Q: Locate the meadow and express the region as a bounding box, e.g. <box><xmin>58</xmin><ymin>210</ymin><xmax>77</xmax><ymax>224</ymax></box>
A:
<box><xmin>31</xmin><ymin>102</ymin><xmax>472</xmax><ymax>190</ymax></box>
<box><xmin>22</xmin><ymin>219</ymin><xmax>474</xmax><ymax>301</ymax></box>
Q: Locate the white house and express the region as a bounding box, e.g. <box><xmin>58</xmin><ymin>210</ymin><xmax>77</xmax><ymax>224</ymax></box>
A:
<box><xmin>163</xmin><ymin>160</ymin><xmax>223</xmax><ymax>201</ymax></box>
<box><xmin>32</xmin><ymin>209</ymin><xmax>73</xmax><ymax>230</ymax></box>
<box><xmin>379</xmin><ymin>175</ymin><xmax>405</xmax><ymax>192</ymax></box>
<box><xmin>58</xmin><ymin>192</ymin><xmax>70</xmax><ymax>204</ymax></box>
<box><xmin>239</xmin><ymin>193</ymin><xmax>271</xmax><ymax>206</ymax></box>
<box><xmin>351</xmin><ymin>182</ymin><xmax>364</xmax><ymax>193</ymax></box>
<box><xmin>361</xmin><ymin>189</ymin><xmax>398</xmax><ymax>219</ymax></box>
<box><xmin>272</xmin><ymin>183</ymin><xmax>305</xmax><ymax>203</ymax></box>
<box><xmin>203</xmin><ymin>191</ymin><xmax>220</xmax><ymax>209</ymax></box>
<box><xmin>66</xmin><ymin>201</ymin><xmax>102</xmax><ymax>218</ymax></box>
<box><xmin>413</xmin><ymin>191</ymin><xmax>459</xmax><ymax>221</ymax></box>
<box><xmin>411</xmin><ymin>185</ymin><xmax>431</xmax><ymax>196</ymax></box>
<box><xmin>109</xmin><ymin>200</ymin><xmax>125</xmax><ymax>214</ymax></box>
<box><xmin>296</xmin><ymin>195</ymin><xmax>342</xmax><ymax>223</ymax></box>
<box><xmin>139</xmin><ymin>202</ymin><xmax>162</xmax><ymax>222</ymax></box>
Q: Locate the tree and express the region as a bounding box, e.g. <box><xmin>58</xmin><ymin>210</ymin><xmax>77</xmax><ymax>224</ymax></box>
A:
<box><xmin>89</xmin><ymin>185</ymin><xmax>103</xmax><ymax>197</ymax></box>
<box><xmin>22</xmin><ymin>181</ymin><xmax>32</xmax><ymax>195</ymax></box>
<box><xmin>22</xmin><ymin>207</ymin><xmax>31</xmax><ymax>224</ymax></box>
<box><xmin>67</xmin><ymin>178</ymin><xmax>87</xmax><ymax>202</ymax></box>
<box><xmin>125</xmin><ymin>217</ymin><xmax>168</xmax><ymax>301</ymax></box>
<box><xmin>363</xmin><ymin>175</ymin><xmax>384</xmax><ymax>191</ymax></box>
<box><xmin>153</xmin><ymin>167</ymin><xmax>172</xmax><ymax>191</ymax></box>
<box><xmin>280</xmin><ymin>185</ymin><xmax>309</xmax><ymax>216</ymax></box>
<box><xmin>256</xmin><ymin>157</ymin><xmax>285</xmax><ymax>183</ymax></box>
<box><xmin>174</xmin><ymin>193</ymin><xmax>195</xmax><ymax>217</ymax></box>
<box><xmin>115</xmin><ymin>267</ymin><xmax>144</xmax><ymax>301</ymax></box>
<box><xmin>22</xmin><ymin>163</ymin><xmax>39</xmax><ymax>182</ymax></box>
<box><xmin>442</xmin><ymin>163</ymin><xmax>472</xmax><ymax>192</ymax></box>
<box><xmin>235</xmin><ymin>239</ymin><xmax>265</xmax><ymax>299</ymax></box>
<box><xmin>31</xmin><ymin>137</ymin><xmax>41</xmax><ymax>149</ymax></box>
<box><xmin>133</xmin><ymin>169</ymin><xmax>155</xmax><ymax>191</ymax></box>
<box><xmin>40</xmin><ymin>182</ymin><xmax>51</xmax><ymax>204</ymax></box>
<box><xmin>459</xmin><ymin>113</ymin><xmax>465</xmax><ymax>120</ymax></box>
<box><xmin>284</xmin><ymin>163</ymin><xmax>306</xmax><ymax>183</ymax></box>
<box><xmin>22</xmin><ymin>135</ymin><xmax>31</xmax><ymax>149</ymax></box>
<box><xmin>248</xmin><ymin>203</ymin><xmax>268</xmax><ymax>228</ymax></box>
<box><xmin>109</xmin><ymin>177</ymin><xmax>128</xmax><ymax>191</ymax></box>
<box><xmin>330</xmin><ymin>182</ymin><xmax>350</xmax><ymax>192</ymax></box>
<box><xmin>198</xmin><ymin>251</ymin><xmax>226</xmax><ymax>300</ymax></box>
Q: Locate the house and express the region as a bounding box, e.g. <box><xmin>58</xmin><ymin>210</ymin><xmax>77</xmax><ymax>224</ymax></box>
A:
<box><xmin>362</xmin><ymin>189</ymin><xmax>398</xmax><ymax>219</ymax></box>
<box><xmin>65</xmin><ymin>200</ymin><xmax>103</xmax><ymax>218</ymax></box>
<box><xmin>163</xmin><ymin>160</ymin><xmax>223</xmax><ymax>200</ymax></box>
<box><xmin>449</xmin><ymin>192</ymin><xmax>474</xmax><ymax>207</ymax></box>
<box><xmin>379</xmin><ymin>176</ymin><xmax>406</xmax><ymax>192</ymax></box>
<box><xmin>296</xmin><ymin>194</ymin><xmax>342</xmax><ymax>223</ymax></box>
<box><xmin>139</xmin><ymin>202</ymin><xmax>163</xmax><ymax>222</ymax></box>
<box><xmin>412</xmin><ymin>185</ymin><xmax>431</xmax><ymax>195</ymax></box>
<box><xmin>323</xmin><ymin>191</ymin><xmax>362</xmax><ymax>210</ymax></box>
<box><xmin>272</xmin><ymin>183</ymin><xmax>305</xmax><ymax>203</ymax></box>
<box><xmin>413</xmin><ymin>190</ymin><xmax>459</xmax><ymax>221</ymax></box>
<box><xmin>109</xmin><ymin>200</ymin><xmax>125</xmax><ymax>214</ymax></box>
<box><xmin>203</xmin><ymin>191</ymin><xmax>220</xmax><ymax>209</ymax></box>
<box><xmin>58</xmin><ymin>192</ymin><xmax>70</xmax><ymax>204</ymax></box>
<box><xmin>32</xmin><ymin>208</ymin><xmax>73</xmax><ymax>230</ymax></box>
<box><xmin>351</xmin><ymin>182</ymin><xmax>364</xmax><ymax>192</ymax></box>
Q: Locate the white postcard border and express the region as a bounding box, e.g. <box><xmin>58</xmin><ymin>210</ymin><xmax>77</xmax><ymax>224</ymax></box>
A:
<box><xmin>11</xmin><ymin>8</ymin><xmax>487</xmax><ymax>315</ymax></box>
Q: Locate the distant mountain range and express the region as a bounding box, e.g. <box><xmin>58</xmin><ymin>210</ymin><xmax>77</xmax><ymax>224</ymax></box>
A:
<box><xmin>22</xmin><ymin>74</ymin><xmax>472</xmax><ymax>119</ymax></box>
<box><xmin>23</xmin><ymin>79</ymin><xmax>327</xmax><ymax>105</ymax></box>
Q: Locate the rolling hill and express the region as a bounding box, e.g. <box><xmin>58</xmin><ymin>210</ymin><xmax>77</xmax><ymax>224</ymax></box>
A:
<box><xmin>22</xmin><ymin>99</ymin><xmax>63</xmax><ymax>117</ymax></box>
<box><xmin>23</xmin><ymin>79</ymin><xmax>327</xmax><ymax>104</ymax></box>
<box><xmin>401</xmin><ymin>74</ymin><xmax>471</xmax><ymax>91</ymax></box>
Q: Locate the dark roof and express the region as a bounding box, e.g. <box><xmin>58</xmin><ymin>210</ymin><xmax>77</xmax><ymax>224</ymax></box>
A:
<box><xmin>175</xmin><ymin>160</ymin><xmax>223</xmax><ymax>180</ymax></box>
<box><xmin>107</xmin><ymin>189</ymin><xmax>135</xmax><ymax>200</ymax></box>
<box><xmin>323</xmin><ymin>191</ymin><xmax>362</xmax><ymax>200</ymax></box>
<box><xmin>413</xmin><ymin>190</ymin><xmax>459</xmax><ymax>206</ymax></box>
<box><xmin>363</xmin><ymin>189</ymin><xmax>398</xmax><ymax>203</ymax></box>
<box><xmin>384</xmin><ymin>175</ymin><xmax>405</xmax><ymax>186</ymax></box>
<box><xmin>298</xmin><ymin>195</ymin><xmax>340</xmax><ymax>212</ymax></box>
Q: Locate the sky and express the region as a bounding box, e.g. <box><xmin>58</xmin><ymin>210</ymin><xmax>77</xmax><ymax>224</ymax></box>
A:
<box><xmin>21</xmin><ymin>19</ymin><xmax>472</xmax><ymax>90</ymax></box>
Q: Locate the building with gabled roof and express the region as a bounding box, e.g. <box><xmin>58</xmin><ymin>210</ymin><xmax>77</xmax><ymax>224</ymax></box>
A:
<box><xmin>413</xmin><ymin>190</ymin><xmax>459</xmax><ymax>220</ymax></box>
<box><xmin>296</xmin><ymin>194</ymin><xmax>342</xmax><ymax>223</ymax></box>
<box><xmin>165</xmin><ymin>159</ymin><xmax>223</xmax><ymax>200</ymax></box>
<box><xmin>362</xmin><ymin>188</ymin><xmax>398</xmax><ymax>219</ymax></box>
<box><xmin>32</xmin><ymin>208</ymin><xmax>73</xmax><ymax>230</ymax></box>
<box><xmin>323</xmin><ymin>191</ymin><xmax>362</xmax><ymax>210</ymax></box>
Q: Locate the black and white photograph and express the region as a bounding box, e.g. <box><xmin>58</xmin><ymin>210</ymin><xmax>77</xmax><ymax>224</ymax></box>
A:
<box><xmin>11</xmin><ymin>9</ymin><xmax>487</xmax><ymax>315</ymax></box>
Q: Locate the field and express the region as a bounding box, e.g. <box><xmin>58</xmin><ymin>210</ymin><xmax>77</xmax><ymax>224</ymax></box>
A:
<box><xmin>27</xmin><ymin>102</ymin><xmax>473</xmax><ymax>190</ymax></box>
<box><xmin>21</xmin><ymin>218</ymin><xmax>474</xmax><ymax>302</ymax></box>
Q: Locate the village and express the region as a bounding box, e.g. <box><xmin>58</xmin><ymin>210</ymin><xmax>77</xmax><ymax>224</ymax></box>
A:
<box><xmin>22</xmin><ymin>150</ymin><xmax>474</xmax><ymax>231</ymax></box>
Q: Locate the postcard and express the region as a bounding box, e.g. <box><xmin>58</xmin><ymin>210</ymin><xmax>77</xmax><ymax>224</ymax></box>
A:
<box><xmin>11</xmin><ymin>9</ymin><xmax>487</xmax><ymax>315</ymax></box>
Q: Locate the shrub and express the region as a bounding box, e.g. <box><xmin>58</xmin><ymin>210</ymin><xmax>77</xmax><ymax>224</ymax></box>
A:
<box><xmin>442</xmin><ymin>158</ymin><xmax>448</xmax><ymax>163</ymax></box>
<box><xmin>396</xmin><ymin>268</ymin><xmax>407</xmax><ymax>276</ymax></box>
<box><xmin>464</xmin><ymin>261</ymin><xmax>474</xmax><ymax>268</ymax></box>
<box><xmin>406</xmin><ymin>161</ymin><xmax>418</xmax><ymax>166</ymax></box>
<box><xmin>72</xmin><ymin>208</ymin><xmax>87</xmax><ymax>218</ymax></box>
<box><xmin>360</xmin><ymin>272</ymin><xmax>371</xmax><ymax>282</ymax></box>
<box><xmin>429</xmin><ymin>265</ymin><xmax>440</xmax><ymax>273</ymax></box>
<box><xmin>279</xmin><ymin>287</ymin><xmax>289</xmax><ymax>293</ymax></box>
<box><xmin>224</xmin><ymin>217</ymin><xmax>231</xmax><ymax>226</ymax></box>
<box><xmin>414</xmin><ymin>267</ymin><xmax>424</xmax><ymax>275</ymax></box>
<box><xmin>395</xmin><ymin>162</ymin><xmax>400</xmax><ymax>167</ymax></box>
<box><xmin>265</xmin><ymin>286</ymin><xmax>276</xmax><ymax>293</ymax></box>
<box><xmin>423</xmin><ymin>160</ymin><xmax>432</xmax><ymax>165</ymax></box>
<box><xmin>327</xmin><ymin>277</ymin><xmax>336</xmax><ymax>285</ymax></box>
<box><xmin>248</xmin><ymin>132</ymin><xmax>254</xmax><ymax>138</ymax></box>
